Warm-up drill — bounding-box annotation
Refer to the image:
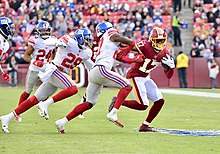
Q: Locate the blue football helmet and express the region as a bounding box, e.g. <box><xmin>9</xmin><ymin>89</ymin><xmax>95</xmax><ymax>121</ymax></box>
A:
<box><xmin>74</xmin><ymin>28</ymin><xmax>93</xmax><ymax>48</ymax></box>
<box><xmin>95</xmin><ymin>21</ymin><xmax>113</xmax><ymax>38</ymax></box>
<box><xmin>0</xmin><ymin>17</ymin><xmax>15</xmax><ymax>40</ymax></box>
<box><xmin>36</xmin><ymin>21</ymin><xmax>52</xmax><ymax>39</ymax></box>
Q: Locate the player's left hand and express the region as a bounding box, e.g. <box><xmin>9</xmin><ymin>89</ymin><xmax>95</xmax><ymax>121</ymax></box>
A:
<box><xmin>1</xmin><ymin>72</ymin><xmax>10</xmax><ymax>83</ymax></box>
<box><xmin>161</xmin><ymin>54</ymin><xmax>175</xmax><ymax>68</ymax></box>
<box><xmin>55</xmin><ymin>40</ymin><xmax>67</xmax><ymax>48</ymax></box>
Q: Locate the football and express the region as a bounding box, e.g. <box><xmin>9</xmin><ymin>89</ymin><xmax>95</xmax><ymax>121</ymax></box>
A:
<box><xmin>161</xmin><ymin>62</ymin><xmax>169</xmax><ymax>71</ymax></box>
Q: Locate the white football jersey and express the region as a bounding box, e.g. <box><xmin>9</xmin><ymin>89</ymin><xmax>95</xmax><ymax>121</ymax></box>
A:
<box><xmin>95</xmin><ymin>28</ymin><xmax>119</xmax><ymax>70</ymax></box>
<box><xmin>0</xmin><ymin>34</ymin><xmax>10</xmax><ymax>60</ymax></box>
<box><xmin>28</xmin><ymin>35</ymin><xmax>56</xmax><ymax>72</ymax></box>
<box><xmin>52</xmin><ymin>35</ymin><xmax>92</xmax><ymax>73</ymax></box>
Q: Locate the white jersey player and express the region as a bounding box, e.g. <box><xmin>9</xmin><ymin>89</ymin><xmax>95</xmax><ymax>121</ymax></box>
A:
<box><xmin>0</xmin><ymin>28</ymin><xmax>94</xmax><ymax>133</ymax></box>
<box><xmin>16</xmin><ymin>21</ymin><xmax>57</xmax><ymax>122</ymax></box>
<box><xmin>54</xmin><ymin>21</ymin><xmax>136</xmax><ymax>133</ymax></box>
<box><xmin>0</xmin><ymin>17</ymin><xmax>14</xmax><ymax>83</ymax></box>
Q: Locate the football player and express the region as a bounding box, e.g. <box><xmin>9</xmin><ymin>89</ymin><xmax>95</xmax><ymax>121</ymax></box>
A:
<box><xmin>16</xmin><ymin>21</ymin><xmax>57</xmax><ymax>122</ymax></box>
<box><xmin>54</xmin><ymin>21</ymin><xmax>143</xmax><ymax>133</ymax></box>
<box><xmin>0</xmin><ymin>28</ymin><xmax>94</xmax><ymax>133</ymax></box>
<box><xmin>0</xmin><ymin>17</ymin><xmax>14</xmax><ymax>84</ymax></box>
<box><xmin>109</xmin><ymin>27</ymin><xmax>175</xmax><ymax>132</ymax></box>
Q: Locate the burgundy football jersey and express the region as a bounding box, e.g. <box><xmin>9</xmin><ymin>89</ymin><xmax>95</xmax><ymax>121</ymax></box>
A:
<box><xmin>126</xmin><ymin>40</ymin><xmax>170</xmax><ymax>78</ymax></box>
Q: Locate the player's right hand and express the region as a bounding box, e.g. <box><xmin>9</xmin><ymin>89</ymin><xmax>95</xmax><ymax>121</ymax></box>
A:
<box><xmin>1</xmin><ymin>73</ymin><xmax>10</xmax><ymax>83</ymax></box>
<box><xmin>33</xmin><ymin>60</ymin><xmax>44</xmax><ymax>67</ymax></box>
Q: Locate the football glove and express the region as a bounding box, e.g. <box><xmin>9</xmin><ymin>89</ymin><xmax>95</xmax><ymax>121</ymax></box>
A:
<box><xmin>55</xmin><ymin>40</ymin><xmax>67</xmax><ymax>48</ymax></box>
<box><xmin>33</xmin><ymin>60</ymin><xmax>44</xmax><ymax>67</ymax></box>
<box><xmin>161</xmin><ymin>54</ymin><xmax>175</xmax><ymax>69</ymax></box>
<box><xmin>1</xmin><ymin>73</ymin><xmax>10</xmax><ymax>83</ymax></box>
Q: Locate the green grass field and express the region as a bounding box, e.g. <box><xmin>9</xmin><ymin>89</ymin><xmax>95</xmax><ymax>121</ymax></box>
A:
<box><xmin>0</xmin><ymin>87</ymin><xmax>220</xmax><ymax>154</ymax></box>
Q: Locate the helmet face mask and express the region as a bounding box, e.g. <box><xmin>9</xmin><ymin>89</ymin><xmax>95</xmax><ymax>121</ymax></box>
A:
<box><xmin>95</xmin><ymin>21</ymin><xmax>113</xmax><ymax>38</ymax></box>
<box><xmin>149</xmin><ymin>27</ymin><xmax>167</xmax><ymax>52</ymax></box>
<box><xmin>0</xmin><ymin>17</ymin><xmax>15</xmax><ymax>40</ymax></box>
<box><xmin>74</xmin><ymin>28</ymin><xmax>93</xmax><ymax>49</ymax></box>
<box><xmin>36</xmin><ymin>21</ymin><xmax>52</xmax><ymax>39</ymax></box>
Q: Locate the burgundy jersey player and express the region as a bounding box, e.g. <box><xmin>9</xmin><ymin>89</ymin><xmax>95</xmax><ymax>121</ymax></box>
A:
<box><xmin>109</xmin><ymin>27</ymin><xmax>175</xmax><ymax>132</ymax></box>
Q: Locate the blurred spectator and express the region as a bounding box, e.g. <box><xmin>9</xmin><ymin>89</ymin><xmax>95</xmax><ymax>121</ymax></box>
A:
<box><xmin>198</xmin><ymin>43</ymin><xmax>206</xmax><ymax>56</ymax></box>
<box><xmin>207</xmin><ymin>12</ymin><xmax>216</xmax><ymax>23</ymax></box>
<box><xmin>7</xmin><ymin>55</ymin><xmax>18</xmax><ymax>87</ymax></box>
<box><xmin>82</xmin><ymin>3</ymin><xmax>91</xmax><ymax>16</ymax></box>
<box><xmin>55</xmin><ymin>13</ymin><xmax>67</xmax><ymax>37</ymax></box>
<box><xmin>203</xmin><ymin>48</ymin><xmax>214</xmax><ymax>61</ymax></box>
<box><xmin>9</xmin><ymin>0</ymin><xmax>21</xmax><ymax>12</ymax></box>
<box><xmin>172</xmin><ymin>11</ymin><xmax>183</xmax><ymax>46</ymax></box>
<box><xmin>176</xmin><ymin>51</ymin><xmax>189</xmax><ymax>88</ymax></box>
<box><xmin>29</xmin><ymin>0</ymin><xmax>41</xmax><ymax>11</ymax></box>
<box><xmin>208</xmin><ymin>59</ymin><xmax>219</xmax><ymax>89</ymax></box>
<box><xmin>161</xmin><ymin>2</ymin><xmax>171</xmax><ymax>15</ymax></box>
<box><xmin>152</xmin><ymin>11</ymin><xmax>162</xmax><ymax>26</ymax></box>
<box><xmin>205</xmin><ymin>35</ymin><xmax>215</xmax><ymax>48</ymax></box>
<box><xmin>90</xmin><ymin>4</ymin><xmax>102</xmax><ymax>15</ymax></box>
<box><xmin>12</xmin><ymin>31</ymin><xmax>24</xmax><ymax>47</ymax></box>
<box><xmin>190</xmin><ymin>43</ymin><xmax>200</xmax><ymax>57</ymax></box>
<box><xmin>173</xmin><ymin>0</ymin><xmax>182</xmax><ymax>13</ymax></box>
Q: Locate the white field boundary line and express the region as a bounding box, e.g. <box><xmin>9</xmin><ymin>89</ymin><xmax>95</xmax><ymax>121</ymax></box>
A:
<box><xmin>160</xmin><ymin>89</ymin><xmax>220</xmax><ymax>98</ymax></box>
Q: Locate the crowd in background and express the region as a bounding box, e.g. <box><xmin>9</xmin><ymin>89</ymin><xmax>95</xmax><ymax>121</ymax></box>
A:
<box><xmin>0</xmin><ymin>0</ymin><xmax>174</xmax><ymax>63</ymax></box>
<box><xmin>1</xmin><ymin>0</ymin><xmax>220</xmax><ymax>61</ymax></box>
<box><xmin>190</xmin><ymin>0</ymin><xmax>220</xmax><ymax>59</ymax></box>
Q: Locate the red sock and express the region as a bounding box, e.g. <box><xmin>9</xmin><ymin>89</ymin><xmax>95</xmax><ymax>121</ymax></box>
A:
<box><xmin>14</xmin><ymin>96</ymin><xmax>39</xmax><ymax>115</ymax></box>
<box><xmin>18</xmin><ymin>91</ymin><xmax>30</xmax><ymax>105</ymax></box>
<box><xmin>66</xmin><ymin>102</ymin><xmax>92</xmax><ymax>121</ymax></box>
<box><xmin>53</xmin><ymin>86</ymin><xmax>78</xmax><ymax>103</ymax></box>
<box><xmin>123</xmin><ymin>100</ymin><xmax>148</xmax><ymax>110</ymax></box>
<box><xmin>113</xmin><ymin>86</ymin><xmax>132</xmax><ymax>109</ymax></box>
<box><xmin>146</xmin><ymin>99</ymin><xmax>165</xmax><ymax>123</ymax></box>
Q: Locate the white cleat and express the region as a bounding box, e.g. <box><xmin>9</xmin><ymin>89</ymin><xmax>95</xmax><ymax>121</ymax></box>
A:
<box><xmin>37</xmin><ymin>103</ymin><xmax>49</xmax><ymax>120</ymax></box>
<box><xmin>15</xmin><ymin>115</ymin><xmax>22</xmax><ymax>123</ymax></box>
<box><xmin>78</xmin><ymin>114</ymin><xmax>85</xmax><ymax>119</ymax></box>
<box><xmin>0</xmin><ymin>116</ymin><xmax>10</xmax><ymax>133</ymax></box>
<box><xmin>55</xmin><ymin>119</ymin><xmax>66</xmax><ymax>134</ymax></box>
<box><xmin>106</xmin><ymin>113</ymin><xmax>124</xmax><ymax>128</ymax></box>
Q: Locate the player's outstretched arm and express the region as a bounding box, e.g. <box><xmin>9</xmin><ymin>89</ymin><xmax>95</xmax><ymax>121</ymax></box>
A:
<box><xmin>23</xmin><ymin>45</ymin><xmax>34</xmax><ymax>62</ymax></box>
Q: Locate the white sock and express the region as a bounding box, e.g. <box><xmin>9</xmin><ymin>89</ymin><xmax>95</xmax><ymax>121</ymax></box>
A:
<box><xmin>143</xmin><ymin>121</ymin><xmax>150</xmax><ymax>126</ymax></box>
<box><xmin>7</xmin><ymin>112</ymin><xmax>16</xmax><ymax>120</ymax></box>
<box><xmin>43</xmin><ymin>98</ymin><xmax>54</xmax><ymax>107</ymax></box>
<box><xmin>110</xmin><ymin>108</ymin><xmax>118</xmax><ymax>115</ymax></box>
<box><xmin>61</xmin><ymin>117</ymin><xmax>68</xmax><ymax>125</ymax></box>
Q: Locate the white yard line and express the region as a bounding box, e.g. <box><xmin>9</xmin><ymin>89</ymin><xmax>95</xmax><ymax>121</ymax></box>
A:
<box><xmin>160</xmin><ymin>89</ymin><xmax>220</xmax><ymax>98</ymax></box>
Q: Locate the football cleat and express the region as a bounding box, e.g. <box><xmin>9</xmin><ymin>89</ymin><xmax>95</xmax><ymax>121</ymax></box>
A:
<box><xmin>139</xmin><ymin>124</ymin><xmax>157</xmax><ymax>132</ymax></box>
<box><xmin>108</xmin><ymin>96</ymin><xmax>117</xmax><ymax>112</ymax></box>
<box><xmin>0</xmin><ymin>116</ymin><xmax>10</xmax><ymax>133</ymax></box>
<box><xmin>15</xmin><ymin>115</ymin><xmax>22</xmax><ymax>123</ymax></box>
<box><xmin>37</xmin><ymin>102</ymin><xmax>49</xmax><ymax>120</ymax></box>
<box><xmin>106</xmin><ymin>112</ymin><xmax>124</xmax><ymax>128</ymax></box>
<box><xmin>55</xmin><ymin>119</ymin><xmax>66</xmax><ymax>134</ymax></box>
